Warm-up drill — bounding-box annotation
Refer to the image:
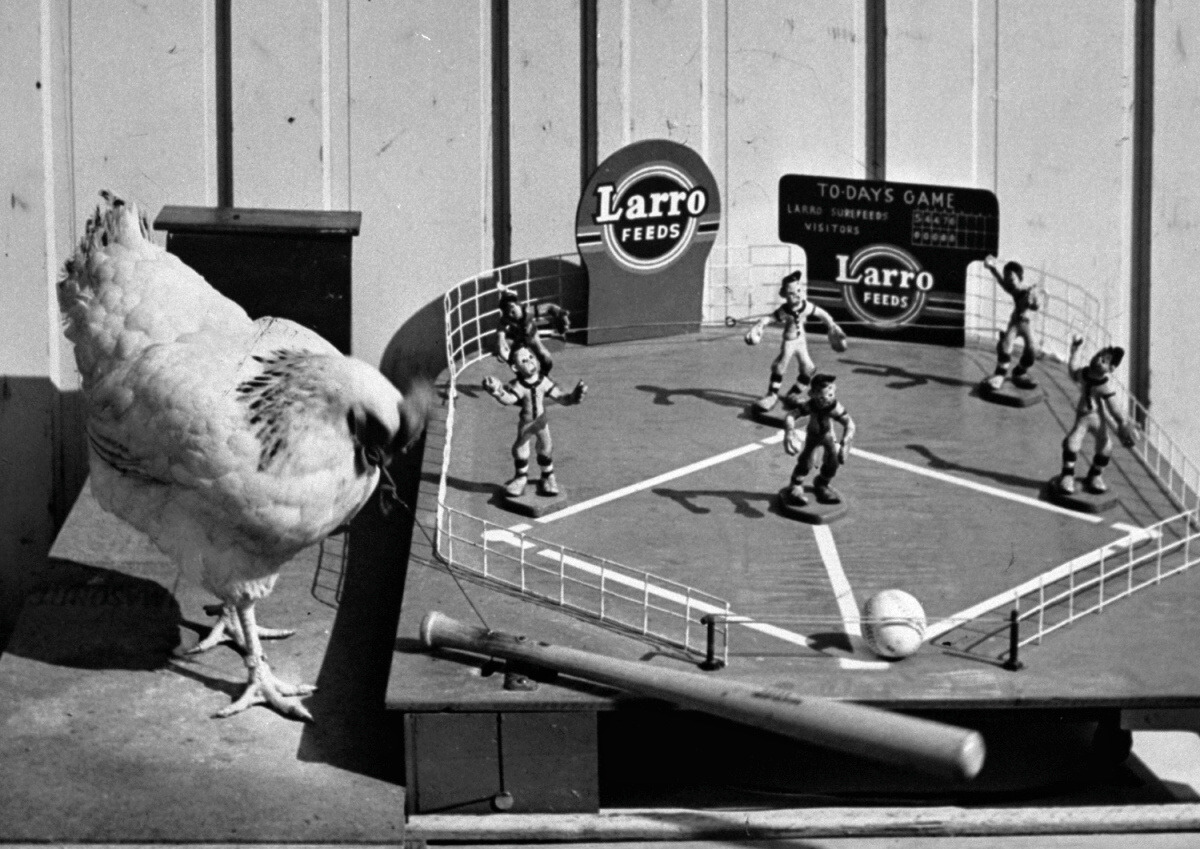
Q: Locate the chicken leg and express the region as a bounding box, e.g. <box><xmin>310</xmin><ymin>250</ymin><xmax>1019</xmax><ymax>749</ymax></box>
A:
<box><xmin>187</xmin><ymin>602</ymin><xmax>295</xmax><ymax>654</ymax></box>
<box><xmin>213</xmin><ymin>601</ymin><xmax>316</xmax><ymax>721</ymax></box>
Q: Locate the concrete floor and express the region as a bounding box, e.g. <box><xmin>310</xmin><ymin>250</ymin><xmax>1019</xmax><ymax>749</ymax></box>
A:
<box><xmin>0</xmin><ymin>479</ymin><xmax>412</xmax><ymax>843</ymax></box>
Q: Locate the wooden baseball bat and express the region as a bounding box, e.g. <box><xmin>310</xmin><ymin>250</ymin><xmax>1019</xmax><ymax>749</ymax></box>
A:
<box><xmin>420</xmin><ymin>611</ymin><xmax>985</xmax><ymax>782</ymax></box>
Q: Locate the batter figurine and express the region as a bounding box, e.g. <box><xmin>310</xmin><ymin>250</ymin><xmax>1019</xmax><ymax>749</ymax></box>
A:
<box><xmin>983</xmin><ymin>255</ymin><xmax>1041</xmax><ymax>391</ymax></box>
<box><xmin>483</xmin><ymin>343</ymin><xmax>587</xmax><ymax>498</ymax></box>
<box><xmin>745</xmin><ymin>270</ymin><xmax>847</xmax><ymax>412</ymax></box>
<box><xmin>1054</xmin><ymin>336</ymin><xmax>1137</xmax><ymax>496</ymax></box>
<box><xmin>495</xmin><ymin>285</ymin><xmax>571</xmax><ymax>375</ymax></box>
<box><xmin>782</xmin><ymin>373</ymin><xmax>856</xmax><ymax>505</ymax></box>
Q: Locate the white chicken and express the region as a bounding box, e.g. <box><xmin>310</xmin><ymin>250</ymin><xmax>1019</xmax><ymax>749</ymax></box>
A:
<box><xmin>58</xmin><ymin>192</ymin><xmax>428</xmax><ymax>721</ymax></box>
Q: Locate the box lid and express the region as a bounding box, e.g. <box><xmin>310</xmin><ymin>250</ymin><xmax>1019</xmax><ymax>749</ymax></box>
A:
<box><xmin>153</xmin><ymin>205</ymin><xmax>361</xmax><ymax>237</ymax></box>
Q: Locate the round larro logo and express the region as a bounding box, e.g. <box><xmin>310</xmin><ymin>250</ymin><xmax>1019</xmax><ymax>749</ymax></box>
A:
<box><xmin>834</xmin><ymin>244</ymin><xmax>933</xmax><ymax>330</ymax></box>
<box><xmin>592</xmin><ymin>164</ymin><xmax>709</xmax><ymax>273</ymax></box>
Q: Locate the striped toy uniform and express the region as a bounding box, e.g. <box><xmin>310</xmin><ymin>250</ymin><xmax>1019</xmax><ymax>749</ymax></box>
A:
<box><xmin>506</xmin><ymin>373</ymin><xmax>558</xmax><ymax>477</ymax></box>
<box><xmin>768</xmin><ymin>300</ymin><xmax>819</xmax><ymax>388</ymax></box>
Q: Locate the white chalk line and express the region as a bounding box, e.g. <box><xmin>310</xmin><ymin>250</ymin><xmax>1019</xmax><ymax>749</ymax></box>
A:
<box><xmin>849</xmin><ymin>447</ymin><xmax>1105</xmax><ymax>524</ymax></box>
<box><xmin>810</xmin><ymin>523</ymin><xmax>889</xmax><ymax>670</ymax></box>
<box><xmin>529</xmin><ymin>432</ymin><xmax>783</xmax><ymax>527</ymax></box>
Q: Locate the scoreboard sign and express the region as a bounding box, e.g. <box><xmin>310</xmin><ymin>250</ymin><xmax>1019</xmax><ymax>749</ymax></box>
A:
<box><xmin>576</xmin><ymin>139</ymin><xmax>721</xmax><ymax>344</ymax></box>
<box><xmin>778</xmin><ymin>175</ymin><xmax>998</xmax><ymax>346</ymax></box>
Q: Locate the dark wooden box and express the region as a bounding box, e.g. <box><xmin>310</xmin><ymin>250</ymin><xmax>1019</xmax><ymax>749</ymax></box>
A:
<box><xmin>403</xmin><ymin>711</ymin><xmax>599</xmax><ymax>814</ymax></box>
<box><xmin>153</xmin><ymin>205</ymin><xmax>361</xmax><ymax>354</ymax></box>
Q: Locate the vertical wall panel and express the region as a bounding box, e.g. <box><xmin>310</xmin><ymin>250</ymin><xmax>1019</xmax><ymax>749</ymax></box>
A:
<box><xmin>231</xmin><ymin>0</ymin><xmax>326</xmax><ymax>209</ymax></box>
<box><xmin>629</xmin><ymin>1</ymin><xmax>705</xmax><ymax>150</ymax></box>
<box><xmin>68</xmin><ymin>2</ymin><xmax>213</xmax><ymax>215</ymax></box>
<box><xmin>348</xmin><ymin>1</ymin><xmax>490</xmax><ymax>368</ymax></box>
<box><xmin>886</xmin><ymin>1</ymin><xmax>979</xmax><ymax>188</ymax></box>
<box><xmin>1151</xmin><ymin>2</ymin><xmax>1200</xmax><ymax>466</ymax></box>
<box><xmin>0</xmin><ymin>1</ymin><xmax>57</xmax><ymax>648</ymax></box>
<box><xmin>994</xmin><ymin>1</ymin><xmax>1131</xmax><ymax>349</ymax></box>
<box><xmin>724</xmin><ymin>1</ymin><xmax>861</xmax><ymax>247</ymax></box>
<box><xmin>594</xmin><ymin>2</ymin><xmax>707</xmax><ymax>161</ymax></box>
<box><xmin>595</xmin><ymin>0</ymin><xmax>627</xmax><ymax>158</ymax></box>
<box><xmin>509</xmin><ymin>0</ymin><xmax>581</xmax><ymax>261</ymax></box>
<box><xmin>1</xmin><ymin>2</ymin><xmax>54</xmax><ymax>376</ymax></box>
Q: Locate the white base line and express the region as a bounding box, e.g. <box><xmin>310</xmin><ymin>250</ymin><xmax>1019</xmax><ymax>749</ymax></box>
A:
<box><xmin>809</xmin><ymin>525</ymin><xmax>889</xmax><ymax>670</ymax></box>
<box><xmin>812</xmin><ymin>524</ymin><xmax>859</xmax><ymax>635</ymax></box>
<box><xmin>850</xmin><ymin>447</ymin><xmax>1105</xmax><ymax>524</ymax></box>
<box><xmin>529</xmin><ymin>432</ymin><xmax>783</xmax><ymax>527</ymax></box>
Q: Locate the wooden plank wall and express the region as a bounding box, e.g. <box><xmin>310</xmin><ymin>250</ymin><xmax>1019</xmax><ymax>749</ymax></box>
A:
<box><xmin>2</xmin><ymin>0</ymin><xmax>1196</xmax><ymax>645</ymax></box>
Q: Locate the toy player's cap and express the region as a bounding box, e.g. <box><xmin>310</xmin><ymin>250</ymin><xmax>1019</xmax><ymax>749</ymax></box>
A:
<box><xmin>781</xmin><ymin>270</ymin><xmax>805</xmax><ymax>285</ymax></box>
<box><xmin>1004</xmin><ymin>260</ymin><xmax>1024</xmax><ymax>279</ymax></box>
<box><xmin>1094</xmin><ymin>345</ymin><xmax>1125</xmax><ymax>368</ymax></box>
<box><xmin>508</xmin><ymin>341</ymin><xmax>537</xmax><ymax>365</ymax></box>
<box><xmin>498</xmin><ymin>288</ymin><xmax>520</xmax><ymax>305</ymax></box>
<box><xmin>810</xmin><ymin>373</ymin><xmax>836</xmax><ymax>390</ymax></box>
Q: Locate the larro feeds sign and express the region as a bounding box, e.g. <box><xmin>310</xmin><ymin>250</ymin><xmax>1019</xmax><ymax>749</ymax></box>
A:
<box><xmin>576</xmin><ymin>139</ymin><xmax>721</xmax><ymax>344</ymax></box>
<box><xmin>778</xmin><ymin>175</ymin><xmax>999</xmax><ymax>346</ymax></box>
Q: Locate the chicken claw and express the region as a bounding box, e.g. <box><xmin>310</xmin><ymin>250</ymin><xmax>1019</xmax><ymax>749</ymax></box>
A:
<box><xmin>187</xmin><ymin>603</ymin><xmax>295</xmax><ymax>654</ymax></box>
<box><xmin>214</xmin><ymin>655</ymin><xmax>316</xmax><ymax>722</ymax></box>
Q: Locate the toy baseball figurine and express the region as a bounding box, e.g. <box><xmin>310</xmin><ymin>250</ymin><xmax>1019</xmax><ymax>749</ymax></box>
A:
<box><xmin>1054</xmin><ymin>336</ymin><xmax>1137</xmax><ymax>496</ymax></box>
<box><xmin>495</xmin><ymin>285</ymin><xmax>571</xmax><ymax>376</ymax></box>
<box><xmin>782</xmin><ymin>373</ymin><xmax>856</xmax><ymax>506</ymax></box>
<box><xmin>745</xmin><ymin>271</ymin><xmax>847</xmax><ymax>413</ymax></box>
<box><xmin>483</xmin><ymin>343</ymin><xmax>587</xmax><ymax>499</ymax></box>
<box><xmin>983</xmin><ymin>256</ymin><xmax>1041</xmax><ymax>391</ymax></box>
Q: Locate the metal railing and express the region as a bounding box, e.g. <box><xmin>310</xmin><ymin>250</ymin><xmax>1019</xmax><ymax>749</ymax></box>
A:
<box><xmin>1016</xmin><ymin>511</ymin><xmax>1200</xmax><ymax>650</ymax></box>
<box><xmin>438</xmin><ymin>504</ymin><xmax>731</xmax><ymax>652</ymax></box>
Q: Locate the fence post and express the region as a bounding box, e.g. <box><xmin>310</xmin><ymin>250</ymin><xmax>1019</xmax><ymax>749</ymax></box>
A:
<box><xmin>1003</xmin><ymin>608</ymin><xmax>1024</xmax><ymax>671</ymax></box>
<box><xmin>1037</xmin><ymin>574</ymin><xmax>1045</xmax><ymax>645</ymax></box>
<box><xmin>642</xmin><ymin>575</ymin><xmax>650</xmax><ymax>636</ymax></box>
<box><xmin>481</xmin><ymin>519</ymin><xmax>489</xmax><ymax>578</ymax></box>
<box><xmin>700</xmin><ymin>615</ymin><xmax>725</xmax><ymax>671</ymax></box>
<box><xmin>559</xmin><ymin>545</ymin><xmax>566</xmax><ymax>605</ymax></box>
<box><xmin>1068</xmin><ymin>559</ymin><xmax>1075</xmax><ymax>624</ymax></box>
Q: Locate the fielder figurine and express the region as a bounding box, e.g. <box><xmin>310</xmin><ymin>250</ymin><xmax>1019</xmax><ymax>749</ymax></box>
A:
<box><xmin>483</xmin><ymin>343</ymin><xmax>587</xmax><ymax>498</ymax></box>
<box><xmin>782</xmin><ymin>373</ymin><xmax>856</xmax><ymax>506</ymax></box>
<box><xmin>983</xmin><ymin>255</ymin><xmax>1042</xmax><ymax>391</ymax></box>
<box><xmin>495</xmin><ymin>285</ymin><xmax>570</xmax><ymax>376</ymax></box>
<box><xmin>1055</xmin><ymin>335</ymin><xmax>1137</xmax><ymax>496</ymax></box>
<box><xmin>745</xmin><ymin>271</ymin><xmax>847</xmax><ymax>413</ymax></box>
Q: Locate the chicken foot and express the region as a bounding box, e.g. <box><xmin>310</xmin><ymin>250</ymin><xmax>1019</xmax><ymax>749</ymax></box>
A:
<box><xmin>213</xmin><ymin>602</ymin><xmax>316</xmax><ymax>721</ymax></box>
<box><xmin>187</xmin><ymin>602</ymin><xmax>295</xmax><ymax>654</ymax></box>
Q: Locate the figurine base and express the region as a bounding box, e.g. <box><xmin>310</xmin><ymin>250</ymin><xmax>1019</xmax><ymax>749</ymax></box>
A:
<box><xmin>977</xmin><ymin>380</ymin><xmax>1045</xmax><ymax>408</ymax></box>
<box><xmin>1042</xmin><ymin>476</ymin><xmax>1117</xmax><ymax>514</ymax></box>
<box><xmin>746</xmin><ymin>403</ymin><xmax>788</xmax><ymax>428</ymax></box>
<box><xmin>775</xmin><ymin>486</ymin><xmax>850</xmax><ymax>525</ymax></box>
<box><xmin>499</xmin><ymin>485</ymin><xmax>569</xmax><ymax>518</ymax></box>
